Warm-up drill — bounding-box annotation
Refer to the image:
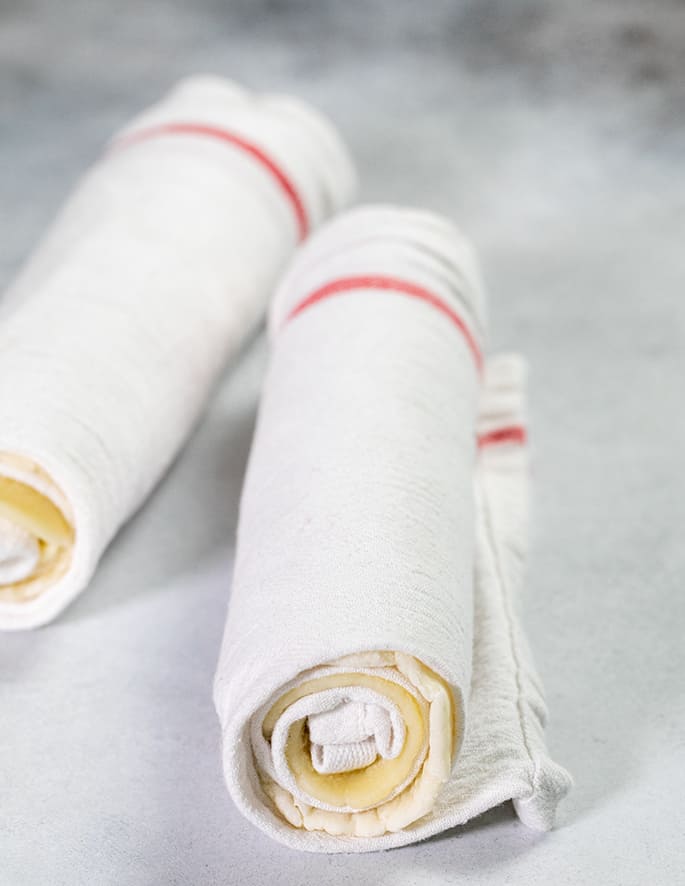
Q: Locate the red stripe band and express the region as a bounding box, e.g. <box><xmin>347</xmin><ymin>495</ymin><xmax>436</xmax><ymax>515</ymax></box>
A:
<box><xmin>284</xmin><ymin>274</ymin><xmax>483</xmax><ymax>372</ymax></box>
<box><xmin>114</xmin><ymin>122</ymin><xmax>308</xmax><ymax>241</ymax></box>
<box><xmin>477</xmin><ymin>425</ymin><xmax>527</xmax><ymax>448</ymax></box>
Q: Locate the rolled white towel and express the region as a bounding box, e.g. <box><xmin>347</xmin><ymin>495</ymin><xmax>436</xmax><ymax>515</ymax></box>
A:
<box><xmin>0</xmin><ymin>75</ymin><xmax>356</xmax><ymax>630</ymax></box>
<box><xmin>214</xmin><ymin>205</ymin><xmax>571</xmax><ymax>851</ymax></box>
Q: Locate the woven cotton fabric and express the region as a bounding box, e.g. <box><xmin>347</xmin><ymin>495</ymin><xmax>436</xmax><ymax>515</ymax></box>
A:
<box><xmin>0</xmin><ymin>75</ymin><xmax>356</xmax><ymax>630</ymax></box>
<box><xmin>214</xmin><ymin>205</ymin><xmax>571</xmax><ymax>851</ymax></box>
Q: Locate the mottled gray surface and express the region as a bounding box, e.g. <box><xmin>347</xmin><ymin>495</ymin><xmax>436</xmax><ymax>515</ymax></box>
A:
<box><xmin>1</xmin><ymin>1</ymin><xmax>684</xmax><ymax>884</ymax></box>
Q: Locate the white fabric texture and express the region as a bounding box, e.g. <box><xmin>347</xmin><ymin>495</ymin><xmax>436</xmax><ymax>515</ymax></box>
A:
<box><xmin>0</xmin><ymin>515</ymin><xmax>39</xmax><ymax>584</ymax></box>
<box><xmin>308</xmin><ymin>694</ymin><xmax>406</xmax><ymax>774</ymax></box>
<box><xmin>0</xmin><ymin>75</ymin><xmax>356</xmax><ymax>630</ymax></box>
<box><xmin>214</xmin><ymin>205</ymin><xmax>572</xmax><ymax>851</ymax></box>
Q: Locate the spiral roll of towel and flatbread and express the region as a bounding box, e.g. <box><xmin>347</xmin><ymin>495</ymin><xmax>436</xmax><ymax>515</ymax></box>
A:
<box><xmin>0</xmin><ymin>76</ymin><xmax>355</xmax><ymax>630</ymax></box>
<box><xmin>214</xmin><ymin>206</ymin><xmax>572</xmax><ymax>852</ymax></box>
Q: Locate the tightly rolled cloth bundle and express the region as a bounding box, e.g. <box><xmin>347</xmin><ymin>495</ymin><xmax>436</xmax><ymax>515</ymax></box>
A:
<box><xmin>0</xmin><ymin>76</ymin><xmax>355</xmax><ymax>630</ymax></box>
<box><xmin>214</xmin><ymin>205</ymin><xmax>572</xmax><ymax>851</ymax></box>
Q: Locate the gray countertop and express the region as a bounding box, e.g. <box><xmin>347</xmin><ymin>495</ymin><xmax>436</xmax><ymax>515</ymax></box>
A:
<box><xmin>1</xmin><ymin>2</ymin><xmax>684</xmax><ymax>883</ymax></box>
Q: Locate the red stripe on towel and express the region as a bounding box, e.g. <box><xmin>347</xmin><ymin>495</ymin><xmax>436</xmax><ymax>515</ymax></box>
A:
<box><xmin>115</xmin><ymin>122</ymin><xmax>308</xmax><ymax>240</ymax></box>
<box><xmin>477</xmin><ymin>425</ymin><xmax>527</xmax><ymax>448</ymax></box>
<box><xmin>284</xmin><ymin>275</ymin><xmax>483</xmax><ymax>372</ymax></box>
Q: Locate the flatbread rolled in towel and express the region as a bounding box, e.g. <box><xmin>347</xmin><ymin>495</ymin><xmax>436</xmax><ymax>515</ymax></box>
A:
<box><xmin>0</xmin><ymin>76</ymin><xmax>356</xmax><ymax>630</ymax></box>
<box><xmin>214</xmin><ymin>205</ymin><xmax>571</xmax><ymax>852</ymax></box>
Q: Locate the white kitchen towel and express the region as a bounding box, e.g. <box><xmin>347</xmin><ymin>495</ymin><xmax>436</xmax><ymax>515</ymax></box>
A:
<box><xmin>0</xmin><ymin>75</ymin><xmax>356</xmax><ymax>630</ymax></box>
<box><xmin>214</xmin><ymin>205</ymin><xmax>571</xmax><ymax>851</ymax></box>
